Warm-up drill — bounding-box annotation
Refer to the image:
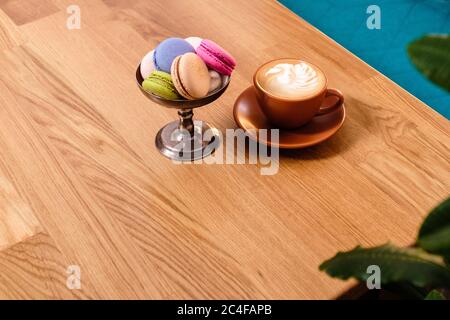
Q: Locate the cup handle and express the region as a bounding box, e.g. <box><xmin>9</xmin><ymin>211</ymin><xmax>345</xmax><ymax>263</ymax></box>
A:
<box><xmin>317</xmin><ymin>88</ymin><xmax>344</xmax><ymax>116</ymax></box>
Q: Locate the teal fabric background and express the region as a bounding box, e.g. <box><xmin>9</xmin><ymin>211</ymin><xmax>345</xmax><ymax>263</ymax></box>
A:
<box><xmin>279</xmin><ymin>0</ymin><xmax>450</xmax><ymax>119</ymax></box>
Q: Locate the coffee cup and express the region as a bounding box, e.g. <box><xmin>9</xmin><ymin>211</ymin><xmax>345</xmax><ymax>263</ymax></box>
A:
<box><xmin>253</xmin><ymin>59</ymin><xmax>344</xmax><ymax>129</ymax></box>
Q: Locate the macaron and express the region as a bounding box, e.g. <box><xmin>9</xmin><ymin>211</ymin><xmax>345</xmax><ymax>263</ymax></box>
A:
<box><xmin>185</xmin><ymin>36</ymin><xmax>203</xmax><ymax>50</ymax></box>
<box><xmin>171</xmin><ymin>52</ymin><xmax>210</xmax><ymax>100</ymax></box>
<box><xmin>142</xmin><ymin>71</ymin><xmax>180</xmax><ymax>100</ymax></box>
<box><xmin>196</xmin><ymin>39</ymin><xmax>236</xmax><ymax>76</ymax></box>
<box><xmin>140</xmin><ymin>50</ymin><xmax>155</xmax><ymax>79</ymax></box>
<box><xmin>208</xmin><ymin>70</ymin><xmax>223</xmax><ymax>93</ymax></box>
<box><xmin>153</xmin><ymin>38</ymin><xmax>195</xmax><ymax>73</ymax></box>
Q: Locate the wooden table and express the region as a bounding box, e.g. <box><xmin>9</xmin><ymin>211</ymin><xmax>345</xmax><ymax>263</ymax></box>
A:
<box><xmin>0</xmin><ymin>0</ymin><xmax>448</xmax><ymax>299</ymax></box>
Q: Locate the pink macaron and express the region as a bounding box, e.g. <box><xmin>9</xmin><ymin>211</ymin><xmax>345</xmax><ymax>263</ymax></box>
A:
<box><xmin>197</xmin><ymin>39</ymin><xmax>236</xmax><ymax>76</ymax></box>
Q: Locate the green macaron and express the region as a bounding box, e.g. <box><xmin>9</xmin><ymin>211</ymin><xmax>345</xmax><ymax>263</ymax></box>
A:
<box><xmin>142</xmin><ymin>71</ymin><xmax>180</xmax><ymax>100</ymax></box>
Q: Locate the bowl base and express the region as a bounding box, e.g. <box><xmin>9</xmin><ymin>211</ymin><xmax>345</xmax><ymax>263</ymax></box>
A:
<box><xmin>155</xmin><ymin>120</ymin><xmax>220</xmax><ymax>161</ymax></box>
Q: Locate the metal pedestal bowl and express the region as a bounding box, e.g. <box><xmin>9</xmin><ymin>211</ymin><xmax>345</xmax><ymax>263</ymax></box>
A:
<box><xmin>136</xmin><ymin>65</ymin><xmax>230</xmax><ymax>161</ymax></box>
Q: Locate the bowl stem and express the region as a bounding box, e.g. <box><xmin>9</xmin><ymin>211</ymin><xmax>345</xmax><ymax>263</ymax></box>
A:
<box><xmin>178</xmin><ymin>109</ymin><xmax>195</xmax><ymax>136</ymax></box>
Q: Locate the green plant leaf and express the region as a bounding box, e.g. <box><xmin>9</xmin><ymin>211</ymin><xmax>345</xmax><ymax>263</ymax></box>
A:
<box><xmin>425</xmin><ymin>289</ymin><xmax>445</xmax><ymax>300</ymax></box>
<box><xmin>319</xmin><ymin>244</ymin><xmax>450</xmax><ymax>288</ymax></box>
<box><xmin>408</xmin><ymin>34</ymin><xmax>450</xmax><ymax>92</ymax></box>
<box><xmin>418</xmin><ymin>197</ymin><xmax>450</xmax><ymax>256</ymax></box>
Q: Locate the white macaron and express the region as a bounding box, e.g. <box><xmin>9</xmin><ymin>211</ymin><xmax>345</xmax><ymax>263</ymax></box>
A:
<box><xmin>140</xmin><ymin>50</ymin><xmax>155</xmax><ymax>79</ymax></box>
<box><xmin>208</xmin><ymin>70</ymin><xmax>223</xmax><ymax>93</ymax></box>
<box><xmin>185</xmin><ymin>37</ymin><xmax>203</xmax><ymax>51</ymax></box>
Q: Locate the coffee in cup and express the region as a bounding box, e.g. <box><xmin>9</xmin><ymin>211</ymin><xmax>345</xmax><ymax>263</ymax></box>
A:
<box><xmin>253</xmin><ymin>59</ymin><xmax>344</xmax><ymax>129</ymax></box>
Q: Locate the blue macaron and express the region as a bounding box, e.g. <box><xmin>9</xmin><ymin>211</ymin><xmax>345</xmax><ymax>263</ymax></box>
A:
<box><xmin>153</xmin><ymin>38</ymin><xmax>195</xmax><ymax>73</ymax></box>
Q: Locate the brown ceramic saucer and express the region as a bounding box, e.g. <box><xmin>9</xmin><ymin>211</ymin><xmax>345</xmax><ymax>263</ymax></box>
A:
<box><xmin>233</xmin><ymin>87</ymin><xmax>346</xmax><ymax>149</ymax></box>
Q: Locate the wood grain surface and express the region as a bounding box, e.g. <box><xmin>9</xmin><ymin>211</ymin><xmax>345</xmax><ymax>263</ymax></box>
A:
<box><xmin>0</xmin><ymin>0</ymin><xmax>448</xmax><ymax>299</ymax></box>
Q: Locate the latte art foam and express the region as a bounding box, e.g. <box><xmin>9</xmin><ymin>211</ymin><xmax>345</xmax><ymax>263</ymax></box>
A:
<box><xmin>262</xmin><ymin>62</ymin><xmax>325</xmax><ymax>99</ymax></box>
